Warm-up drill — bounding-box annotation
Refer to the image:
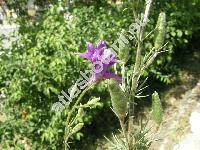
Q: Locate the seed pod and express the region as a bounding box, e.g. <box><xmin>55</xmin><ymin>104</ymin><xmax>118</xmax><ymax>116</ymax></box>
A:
<box><xmin>154</xmin><ymin>12</ymin><xmax>166</xmax><ymax>50</ymax></box>
<box><xmin>108</xmin><ymin>79</ymin><xmax>127</xmax><ymax>119</ymax></box>
<box><xmin>151</xmin><ymin>91</ymin><xmax>163</xmax><ymax>125</ymax></box>
<box><xmin>71</xmin><ymin>123</ymin><xmax>84</xmax><ymax>135</ymax></box>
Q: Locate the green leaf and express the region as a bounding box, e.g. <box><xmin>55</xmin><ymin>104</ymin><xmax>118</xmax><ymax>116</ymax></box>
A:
<box><xmin>108</xmin><ymin>79</ymin><xmax>128</xmax><ymax>119</ymax></box>
<box><xmin>177</xmin><ymin>30</ymin><xmax>183</xmax><ymax>37</ymax></box>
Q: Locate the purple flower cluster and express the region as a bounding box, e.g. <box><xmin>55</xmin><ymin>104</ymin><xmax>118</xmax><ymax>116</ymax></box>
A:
<box><xmin>79</xmin><ymin>41</ymin><xmax>121</xmax><ymax>83</ymax></box>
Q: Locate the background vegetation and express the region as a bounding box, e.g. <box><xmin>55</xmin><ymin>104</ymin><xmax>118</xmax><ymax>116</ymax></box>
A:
<box><xmin>0</xmin><ymin>0</ymin><xmax>199</xmax><ymax>149</ymax></box>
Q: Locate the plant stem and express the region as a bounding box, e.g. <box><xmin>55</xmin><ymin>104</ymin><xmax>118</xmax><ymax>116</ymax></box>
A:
<box><xmin>128</xmin><ymin>0</ymin><xmax>153</xmax><ymax>149</ymax></box>
<box><xmin>64</xmin><ymin>82</ymin><xmax>95</xmax><ymax>149</ymax></box>
<box><xmin>119</xmin><ymin>117</ymin><xmax>129</xmax><ymax>147</ymax></box>
<box><xmin>121</xmin><ymin>63</ymin><xmax>126</xmax><ymax>90</ymax></box>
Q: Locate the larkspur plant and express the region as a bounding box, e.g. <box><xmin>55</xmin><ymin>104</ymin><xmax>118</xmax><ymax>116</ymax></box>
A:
<box><xmin>60</xmin><ymin>0</ymin><xmax>166</xmax><ymax>149</ymax></box>
<box><xmin>62</xmin><ymin>40</ymin><xmax>124</xmax><ymax>148</ymax></box>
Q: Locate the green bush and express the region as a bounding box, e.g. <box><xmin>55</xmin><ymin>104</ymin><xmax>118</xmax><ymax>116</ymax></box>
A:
<box><xmin>0</xmin><ymin>2</ymin><xmax>92</xmax><ymax>149</ymax></box>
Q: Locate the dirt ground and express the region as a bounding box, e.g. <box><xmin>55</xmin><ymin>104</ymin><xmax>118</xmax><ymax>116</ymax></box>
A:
<box><xmin>150</xmin><ymin>50</ymin><xmax>200</xmax><ymax>150</ymax></box>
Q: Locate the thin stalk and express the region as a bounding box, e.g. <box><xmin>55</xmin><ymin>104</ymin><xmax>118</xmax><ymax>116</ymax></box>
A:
<box><xmin>119</xmin><ymin>117</ymin><xmax>129</xmax><ymax>148</ymax></box>
<box><xmin>121</xmin><ymin>63</ymin><xmax>126</xmax><ymax>91</ymax></box>
<box><xmin>128</xmin><ymin>0</ymin><xmax>153</xmax><ymax>149</ymax></box>
<box><xmin>64</xmin><ymin>82</ymin><xmax>96</xmax><ymax>149</ymax></box>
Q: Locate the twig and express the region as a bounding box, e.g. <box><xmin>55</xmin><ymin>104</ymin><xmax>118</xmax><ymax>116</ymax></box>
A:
<box><xmin>143</xmin><ymin>27</ymin><xmax>157</xmax><ymax>41</ymax></box>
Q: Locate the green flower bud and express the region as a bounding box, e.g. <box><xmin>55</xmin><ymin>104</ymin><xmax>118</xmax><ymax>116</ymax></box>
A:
<box><xmin>77</xmin><ymin>108</ymin><xmax>84</xmax><ymax>118</ymax></box>
<box><xmin>108</xmin><ymin>79</ymin><xmax>128</xmax><ymax>119</ymax></box>
<box><xmin>151</xmin><ymin>91</ymin><xmax>163</xmax><ymax>125</ymax></box>
<box><xmin>154</xmin><ymin>12</ymin><xmax>166</xmax><ymax>50</ymax></box>
<box><xmin>87</xmin><ymin>97</ymin><xmax>100</xmax><ymax>105</ymax></box>
<box><xmin>71</xmin><ymin>123</ymin><xmax>84</xmax><ymax>134</ymax></box>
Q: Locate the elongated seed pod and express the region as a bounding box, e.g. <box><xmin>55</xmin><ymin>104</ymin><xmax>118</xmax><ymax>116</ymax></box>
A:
<box><xmin>71</xmin><ymin>123</ymin><xmax>84</xmax><ymax>135</ymax></box>
<box><xmin>151</xmin><ymin>91</ymin><xmax>163</xmax><ymax>125</ymax></box>
<box><xmin>108</xmin><ymin>79</ymin><xmax>127</xmax><ymax>119</ymax></box>
<box><xmin>154</xmin><ymin>12</ymin><xmax>166</xmax><ymax>50</ymax></box>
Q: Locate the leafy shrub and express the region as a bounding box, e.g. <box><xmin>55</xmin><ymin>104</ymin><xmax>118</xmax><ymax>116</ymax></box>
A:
<box><xmin>0</xmin><ymin>2</ymin><xmax>88</xmax><ymax>149</ymax></box>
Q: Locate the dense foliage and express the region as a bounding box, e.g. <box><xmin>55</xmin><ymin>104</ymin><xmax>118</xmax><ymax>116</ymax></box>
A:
<box><xmin>0</xmin><ymin>0</ymin><xmax>199</xmax><ymax>149</ymax></box>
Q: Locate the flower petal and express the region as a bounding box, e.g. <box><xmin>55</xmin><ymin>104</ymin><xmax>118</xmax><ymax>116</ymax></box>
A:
<box><xmin>79</xmin><ymin>52</ymin><xmax>92</xmax><ymax>60</ymax></box>
<box><xmin>96</xmin><ymin>40</ymin><xmax>106</xmax><ymax>50</ymax></box>
<box><xmin>103</xmin><ymin>72</ymin><xmax>122</xmax><ymax>82</ymax></box>
<box><xmin>87</xmin><ymin>42</ymin><xmax>95</xmax><ymax>53</ymax></box>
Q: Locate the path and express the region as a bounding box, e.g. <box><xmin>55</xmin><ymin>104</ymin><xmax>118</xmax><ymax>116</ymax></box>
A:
<box><xmin>152</xmin><ymin>50</ymin><xmax>200</xmax><ymax>150</ymax></box>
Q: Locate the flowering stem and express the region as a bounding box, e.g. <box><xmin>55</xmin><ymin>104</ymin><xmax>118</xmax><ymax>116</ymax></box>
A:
<box><xmin>64</xmin><ymin>82</ymin><xmax>96</xmax><ymax>149</ymax></box>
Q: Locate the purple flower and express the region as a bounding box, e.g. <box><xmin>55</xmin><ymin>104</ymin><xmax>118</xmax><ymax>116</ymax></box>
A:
<box><xmin>79</xmin><ymin>41</ymin><xmax>121</xmax><ymax>82</ymax></box>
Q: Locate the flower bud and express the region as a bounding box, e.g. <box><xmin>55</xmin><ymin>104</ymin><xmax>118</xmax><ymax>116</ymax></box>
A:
<box><xmin>87</xmin><ymin>97</ymin><xmax>100</xmax><ymax>105</ymax></box>
<box><xmin>151</xmin><ymin>91</ymin><xmax>162</xmax><ymax>125</ymax></box>
<box><xmin>154</xmin><ymin>12</ymin><xmax>166</xmax><ymax>50</ymax></box>
<box><xmin>77</xmin><ymin>108</ymin><xmax>84</xmax><ymax>118</ymax></box>
<box><xmin>71</xmin><ymin>123</ymin><xmax>84</xmax><ymax>134</ymax></box>
<box><xmin>108</xmin><ymin>79</ymin><xmax>127</xmax><ymax>119</ymax></box>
